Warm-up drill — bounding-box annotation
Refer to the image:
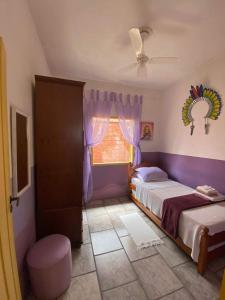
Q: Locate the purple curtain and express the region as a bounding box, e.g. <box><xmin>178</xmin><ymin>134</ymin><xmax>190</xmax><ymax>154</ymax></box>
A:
<box><xmin>83</xmin><ymin>89</ymin><xmax>113</xmax><ymax>202</ymax></box>
<box><xmin>115</xmin><ymin>94</ymin><xmax>143</xmax><ymax>166</ymax></box>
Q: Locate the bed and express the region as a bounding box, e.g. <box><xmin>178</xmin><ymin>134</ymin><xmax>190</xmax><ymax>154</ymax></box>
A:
<box><xmin>128</xmin><ymin>162</ymin><xmax>225</xmax><ymax>275</ymax></box>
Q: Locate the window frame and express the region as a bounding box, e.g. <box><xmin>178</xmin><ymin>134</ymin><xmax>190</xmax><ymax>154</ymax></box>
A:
<box><xmin>91</xmin><ymin>117</ymin><xmax>133</xmax><ymax>166</ymax></box>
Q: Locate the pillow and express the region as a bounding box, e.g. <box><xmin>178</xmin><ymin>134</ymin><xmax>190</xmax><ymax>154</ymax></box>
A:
<box><xmin>135</xmin><ymin>167</ymin><xmax>168</xmax><ymax>182</ymax></box>
<box><xmin>136</xmin><ymin>173</ymin><xmax>144</xmax><ymax>182</ymax></box>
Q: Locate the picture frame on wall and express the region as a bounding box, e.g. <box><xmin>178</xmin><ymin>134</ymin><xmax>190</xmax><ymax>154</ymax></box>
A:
<box><xmin>140</xmin><ymin>121</ymin><xmax>154</xmax><ymax>140</ymax></box>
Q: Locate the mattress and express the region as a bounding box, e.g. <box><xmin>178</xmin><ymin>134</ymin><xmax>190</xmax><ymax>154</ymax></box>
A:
<box><xmin>131</xmin><ymin>178</ymin><xmax>225</xmax><ymax>261</ymax></box>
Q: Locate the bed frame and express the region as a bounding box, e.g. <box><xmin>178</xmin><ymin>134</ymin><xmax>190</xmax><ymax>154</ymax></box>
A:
<box><xmin>128</xmin><ymin>162</ymin><xmax>225</xmax><ymax>275</ymax></box>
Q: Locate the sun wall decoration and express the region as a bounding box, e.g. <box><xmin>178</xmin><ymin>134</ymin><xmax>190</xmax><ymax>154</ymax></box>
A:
<box><xmin>182</xmin><ymin>85</ymin><xmax>222</xmax><ymax>135</ymax></box>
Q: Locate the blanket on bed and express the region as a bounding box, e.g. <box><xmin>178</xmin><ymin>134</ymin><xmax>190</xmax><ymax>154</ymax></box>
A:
<box><xmin>161</xmin><ymin>194</ymin><xmax>211</xmax><ymax>238</ymax></box>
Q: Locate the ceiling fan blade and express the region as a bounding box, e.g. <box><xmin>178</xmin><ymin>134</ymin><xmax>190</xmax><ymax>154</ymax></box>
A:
<box><xmin>149</xmin><ymin>57</ymin><xmax>179</xmax><ymax>64</ymax></box>
<box><xmin>119</xmin><ymin>62</ymin><xmax>137</xmax><ymax>73</ymax></box>
<box><xmin>137</xmin><ymin>63</ymin><xmax>147</xmax><ymax>78</ymax></box>
<box><xmin>129</xmin><ymin>28</ymin><xmax>143</xmax><ymax>55</ymax></box>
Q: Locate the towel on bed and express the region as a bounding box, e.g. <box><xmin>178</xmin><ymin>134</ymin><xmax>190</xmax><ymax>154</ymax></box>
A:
<box><xmin>161</xmin><ymin>194</ymin><xmax>211</xmax><ymax>238</ymax></box>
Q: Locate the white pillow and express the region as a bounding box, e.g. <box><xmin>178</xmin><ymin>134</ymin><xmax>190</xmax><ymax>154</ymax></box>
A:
<box><xmin>135</xmin><ymin>166</ymin><xmax>168</xmax><ymax>182</ymax></box>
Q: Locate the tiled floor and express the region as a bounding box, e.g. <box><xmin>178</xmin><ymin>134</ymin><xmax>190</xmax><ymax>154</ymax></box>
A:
<box><xmin>28</xmin><ymin>196</ymin><xmax>224</xmax><ymax>300</ymax></box>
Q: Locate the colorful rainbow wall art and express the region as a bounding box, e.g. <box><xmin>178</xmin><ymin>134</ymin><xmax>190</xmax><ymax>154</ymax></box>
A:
<box><xmin>182</xmin><ymin>85</ymin><xmax>222</xmax><ymax>135</ymax></box>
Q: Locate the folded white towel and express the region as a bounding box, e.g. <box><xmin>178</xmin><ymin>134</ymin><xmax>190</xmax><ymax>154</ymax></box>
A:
<box><xmin>195</xmin><ymin>191</ymin><xmax>225</xmax><ymax>202</ymax></box>
<box><xmin>196</xmin><ymin>185</ymin><xmax>218</xmax><ymax>196</ymax></box>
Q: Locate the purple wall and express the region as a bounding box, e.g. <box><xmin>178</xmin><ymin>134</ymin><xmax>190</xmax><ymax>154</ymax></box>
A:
<box><xmin>92</xmin><ymin>164</ymin><xmax>128</xmax><ymax>200</ymax></box>
<box><xmin>92</xmin><ymin>151</ymin><xmax>225</xmax><ymax>200</ymax></box>
<box><xmin>12</xmin><ymin>169</ymin><xmax>36</xmax><ymax>296</ymax></box>
<box><xmin>141</xmin><ymin>152</ymin><xmax>160</xmax><ymax>165</ymax></box>
<box><xmin>159</xmin><ymin>152</ymin><xmax>225</xmax><ymax>194</ymax></box>
<box><xmin>92</xmin><ymin>152</ymin><xmax>159</xmax><ymax>200</ymax></box>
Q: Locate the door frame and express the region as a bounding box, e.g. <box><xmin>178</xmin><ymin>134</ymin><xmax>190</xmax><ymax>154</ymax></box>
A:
<box><xmin>221</xmin><ymin>271</ymin><xmax>225</xmax><ymax>300</ymax></box>
<box><xmin>0</xmin><ymin>37</ymin><xmax>22</xmax><ymax>299</ymax></box>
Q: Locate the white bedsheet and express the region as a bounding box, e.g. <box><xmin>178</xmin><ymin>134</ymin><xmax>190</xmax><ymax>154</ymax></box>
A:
<box><xmin>131</xmin><ymin>178</ymin><xmax>225</xmax><ymax>261</ymax></box>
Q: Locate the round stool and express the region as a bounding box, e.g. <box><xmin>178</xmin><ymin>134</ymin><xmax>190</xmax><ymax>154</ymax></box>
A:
<box><xmin>27</xmin><ymin>234</ymin><xmax>72</xmax><ymax>300</ymax></box>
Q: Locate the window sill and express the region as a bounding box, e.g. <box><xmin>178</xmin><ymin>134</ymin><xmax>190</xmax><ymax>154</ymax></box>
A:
<box><xmin>92</xmin><ymin>162</ymin><xmax>131</xmax><ymax>167</ymax></box>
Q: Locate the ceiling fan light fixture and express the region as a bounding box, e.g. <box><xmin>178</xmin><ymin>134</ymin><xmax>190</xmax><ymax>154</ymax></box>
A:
<box><xmin>136</xmin><ymin>52</ymin><xmax>149</xmax><ymax>64</ymax></box>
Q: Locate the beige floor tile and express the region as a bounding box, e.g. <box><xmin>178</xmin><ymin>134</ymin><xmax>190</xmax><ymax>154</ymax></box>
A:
<box><xmin>111</xmin><ymin>215</ymin><xmax>128</xmax><ymax>237</ymax></box>
<box><xmin>107</xmin><ymin>209</ymin><xmax>129</xmax><ymax>219</ymax></box>
<box><xmin>72</xmin><ymin>244</ymin><xmax>95</xmax><ymax>277</ymax></box>
<box><xmin>136</xmin><ymin>213</ymin><xmax>166</xmax><ymax>238</ymax></box>
<box><xmin>174</xmin><ymin>262</ymin><xmax>219</xmax><ymax>300</ymax></box>
<box><xmin>139</xmin><ymin>212</ymin><xmax>156</xmax><ymax>224</ymax></box>
<box><xmin>89</xmin><ymin>214</ymin><xmax>113</xmax><ymax>233</ymax></box>
<box><xmin>105</xmin><ymin>203</ymin><xmax>125</xmax><ymax>214</ymax></box>
<box><xmin>149</xmin><ymin>222</ymin><xmax>166</xmax><ymax>238</ymax></box>
<box><xmin>58</xmin><ymin>272</ymin><xmax>101</xmax><ymax>300</ymax></box>
<box><xmin>156</xmin><ymin>237</ymin><xmax>190</xmax><ymax>267</ymax></box>
<box><xmin>103</xmin><ymin>198</ymin><xmax>120</xmax><ymax>206</ymax></box>
<box><xmin>133</xmin><ymin>255</ymin><xmax>182</xmax><ymax>300</ymax></box>
<box><xmin>91</xmin><ymin>229</ymin><xmax>122</xmax><ymax>255</ymax></box>
<box><xmin>82</xmin><ymin>199</ymin><xmax>221</xmax><ymax>300</ymax></box>
<box><xmin>203</xmin><ymin>268</ymin><xmax>221</xmax><ymax>290</ymax></box>
<box><xmin>120</xmin><ymin>235</ymin><xmax>157</xmax><ymax>262</ymax></box>
<box><xmin>86</xmin><ymin>199</ymin><xmax>104</xmax><ymax>208</ymax></box>
<box><xmin>104</xmin><ymin>198</ymin><xmax>125</xmax><ymax>213</ymax></box>
<box><xmin>137</xmin><ymin>210</ymin><xmax>146</xmax><ymax>217</ymax></box>
<box><xmin>95</xmin><ymin>249</ymin><xmax>136</xmax><ymax>291</ymax></box>
<box><xmin>160</xmin><ymin>288</ymin><xmax>194</xmax><ymax>300</ymax></box>
<box><xmin>110</xmin><ymin>210</ymin><xmax>137</xmax><ymax>236</ymax></box>
<box><xmin>140</xmin><ymin>214</ymin><xmax>152</xmax><ymax>223</ymax></box>
<box><xmin>86</xmin><ymin>206</ymin><xmax>107</xmax><ymax>221</ymax></box>
<box><xmin>82</xmin><ymin>224</ymin><xmax>90</xmax><ymax>244</ymax></box>
<box><xmin>119</xmin><ymin>196</ymin><xmax>130</xmax><ymax>203</ymax></box>
<box><xmin>122</xmin><ymin>202</ymin><xmax>140</xmax><ymax>211</ymax></box>
<box><xmin>102</xmin><ymin>281</ymin><xmax>147</xmax><ymax>300</ymax></box>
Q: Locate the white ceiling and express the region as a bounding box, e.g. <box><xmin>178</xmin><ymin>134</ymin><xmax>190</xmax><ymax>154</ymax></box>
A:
<box><xmin>28</xmin><ymin>0</ymin><xmax>225</xmax><ymax>90</ymax></box>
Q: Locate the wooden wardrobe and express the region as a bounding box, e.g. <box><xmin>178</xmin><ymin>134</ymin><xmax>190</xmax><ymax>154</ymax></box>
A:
<box><xmin>34</xmin><ymin>75</ymin><xmax>85</xmax><ymax>246</ymax></box>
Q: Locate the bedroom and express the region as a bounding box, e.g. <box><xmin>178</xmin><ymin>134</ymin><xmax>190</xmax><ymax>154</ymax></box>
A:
<box><xmin>0</xmin><ymin>0</ymin><xmax>225</xmax><ymax>300</ymax></box>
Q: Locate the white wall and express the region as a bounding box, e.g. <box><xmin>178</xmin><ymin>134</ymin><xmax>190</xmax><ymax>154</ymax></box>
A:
<box><xmin>0</xmin><ymin>0</ymin><xmax>50</xmax><ymax>167</ymax></box>
<box><xmin>0</xmin><ymin>0</ymin><xmax>50</xmax><ymax>294</ymax></box>
<box><xmin>85</xmin><ymin>80</ymin><xmax>161</xmax><ymax>152</ymax></box>
<box><xmin>159</xmin><ymin>54</ymin><xmax>225</xmax><ymax>161</ymax></box>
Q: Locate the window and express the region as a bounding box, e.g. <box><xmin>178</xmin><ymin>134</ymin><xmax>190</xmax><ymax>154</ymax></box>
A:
<box><xmin>92</xmin><ymin>118</ymin><xmax>133</xmax><ymax>165</ymax></box>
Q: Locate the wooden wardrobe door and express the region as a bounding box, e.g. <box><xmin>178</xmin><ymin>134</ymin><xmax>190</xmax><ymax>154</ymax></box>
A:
<box><xmin>35</xmin><ymin>75</ymin><xmax>85</xmax><ymax>245</ymax></box>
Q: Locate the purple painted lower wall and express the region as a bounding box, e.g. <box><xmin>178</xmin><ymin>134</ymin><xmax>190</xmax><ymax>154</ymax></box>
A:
<box><xmin>92</xmin><ymin>151</ymin><xmax>225</xmax><ymax>199</ymax></box>
<box><xmin>141</xmin><ymin>152</ymin><xmax>160</xmax><ymax>165</ymax></box>
<box><xmin>12</xmin><ymin>168</ymin><xmax>36</xmax><ymax>296</ymax></box>
<box><xmin>159</xmin><ymin>152</ymin><xmax>225</xmax><ymax>195</ymax></box>
<box><xmin>92</xmin><ymin>152</ymin><xmax>159</xmax><ymax>200</ymax></box>
<box><xmin>92</xmin><ymin>164</ymin><xmax>128</xmax><ymax>200</ymax></box>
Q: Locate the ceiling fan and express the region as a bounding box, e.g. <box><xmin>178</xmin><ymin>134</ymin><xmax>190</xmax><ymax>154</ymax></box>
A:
<box><xmin>127</xmin><ymin>27</ymin><xmax>178</xmax><ymax>77</ymax></box>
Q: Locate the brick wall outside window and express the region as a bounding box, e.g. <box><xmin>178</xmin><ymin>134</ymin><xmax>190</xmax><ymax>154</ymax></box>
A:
<box><xmin>92</xmin><ymin>119</ymin><xmax>132</xmax><ymax>165</ymax></box>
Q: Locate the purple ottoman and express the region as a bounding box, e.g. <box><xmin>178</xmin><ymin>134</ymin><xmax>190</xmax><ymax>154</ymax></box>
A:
<box><xmin>27</xmin><ymin>234</ymin><xmax>72</xmax><ymax>300</ymax></box>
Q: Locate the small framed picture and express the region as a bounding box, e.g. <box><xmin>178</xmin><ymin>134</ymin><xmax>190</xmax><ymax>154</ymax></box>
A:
<box><xmin>140</xmin><ymin>122</ymin><xmax>154</xmax><ymax>140</ymax></box>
